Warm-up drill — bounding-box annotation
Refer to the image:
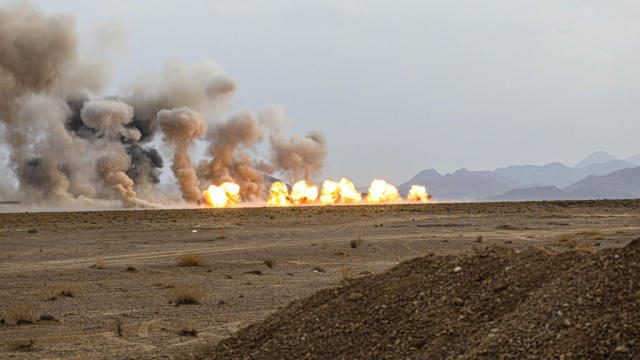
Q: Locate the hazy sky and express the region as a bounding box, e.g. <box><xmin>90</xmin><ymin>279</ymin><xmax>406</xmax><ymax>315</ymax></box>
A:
<box><xmin>12</xmin><ymin>0</ymin><xmax>640</xmax><ymax>185</ymax></box>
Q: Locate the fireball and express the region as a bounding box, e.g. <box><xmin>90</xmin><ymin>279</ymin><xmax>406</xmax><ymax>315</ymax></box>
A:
<box><xmin>407</xmin><ymin>184</ymin><xmax>429</xmax><ymax>202</ymax></box>
<box><xmin>203</xmin><ymin>182</ymin><xmax>240</xmax><ymax>208</ymax></box>
<box><xmin>290</xmin><ymin>180</ymin><xmax>318</xmax><ymax>204</ymax></box>
<box><xmin>267</xmin><ymin>181</ymin><xmax>291</xmax><ymax>206</ymax></box>
<box><xmin>320</xmin><ymin>180</ymin><xmax>340</xmax><ymax>204</ymax></box>
<box><xmin>366</xmin><ymin>179</ymin><xmax>399</xmax><ymax>203</ymax></box>
<box><xmin>337</xmin><ymin>178</ymin><xmax>362</xmax><ymax>203</ymax></box>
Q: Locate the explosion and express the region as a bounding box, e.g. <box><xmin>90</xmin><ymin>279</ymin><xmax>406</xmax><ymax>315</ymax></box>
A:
<box><xmin>366</xmin><ymin>179</ymin><xmax>400</xmax><ymax>203</ymax></box>
<box><xmin>267</xmin><ymin>182</ymin><xmax>290</xmax><ymax>206</ymax></box>
<box><xmin>0</xmin><ymin>2</ymin><xmax>435</xmax><ymax>210</ymax></box>
<box><xmin>407</xmin><ymin>185</ymin><xmax>429</xmax><ymax>202</ymax></box>
<box><xmin>290</xmin><ymin>180</ymin><xmax>318</xmax><ymax>204</ymax></box>
<box><xmin>203</xmin><ymin>182</ymin><xmax>240</xmax><ymax>208</ymax></box>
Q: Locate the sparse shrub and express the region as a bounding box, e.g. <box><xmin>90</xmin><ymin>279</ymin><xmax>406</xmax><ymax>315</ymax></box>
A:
<box><xmin>46</xmin><ymin>281</ymin><xmax>79</xmax><ymax>300</ymax></box>
<box><xmin>125</xmin><ymin>265</ymin><xmax>138</xmax><ymax>272</ymax></box>
<box><xmin>177</xmin><ymin>253</ymin><xmax>206</xmax><ymax>267</ymax></box>
<box><xmin>578</xmin><ymin>230</ymin><xmax>605</xmax><ymax>240</ymax></box>
<box><xmin>263</xmin><ymin>258</ymin><xmax>275</xmax><ymax>268</ymax></box>
<box><xmin>350</xmin><ymin>238</ymin><xmax>363</xmax><ymax>248</ymax></box>
<box><xmin>8</xmin><ymin>304</ymin><xmax>37</xmax><ymax>325</ymax></box>
<box><xmin>114</xmin><ymin>319</ymin><xmax>123</xmax><ymax>337</ymax></box>
<box><xmin>90</xmin><ymin>258</ymin><xmax>108</xmax><ymax>269</ymax></box>
<box><xmin>167</xmin><ymin>285</ymin><xmax>205</xmax><ymax>306</ymax></box>
<box><xmin>555</xmin><ymin>234</ymin><xmax>578</xmax><ymax>249</ymax></box>
<box><xmin>12</xmin><ymin>339</ymin><xmax>34</xmax><ymax>351</ymax></box>
<box><xmin>178</xmin><ymin>328</ymin><xmax>198</xmax><ymax>337</ymax></box>
<box><xmin>341</xmin><ymin>269</ymin><xmax>356</xmax><ymax>280</ymax></box>
<box><xmin>39</xmin><ymin>314</ymin><xmax>57</xmax><ymax>322</ymax></box>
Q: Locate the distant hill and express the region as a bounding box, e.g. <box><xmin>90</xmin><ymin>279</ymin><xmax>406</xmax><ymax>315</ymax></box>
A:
<box><xmin>564</xmin><ymin>167</ymin><xmax>640</xmax><ymax>200</ymax></box>
<box><xmin>398</xmin><ymin>168</ymin><xmax>516</xmax><ymax>201</ymax></box>
<box><xmin>628</xmin><ymin>154</ymin><xmax>640</xmax><ymax>166</ymax></box>
<box><xmin>401</xmin><ymin>150</ymin><xmax>639</xmax><ymax>202</ymax></box>
<box><xmin>484</xmin><ymin>186</ymin><xmax>569</xmax><ymax>202</ymax></box>
<box><xmin>575</xmin><ymin>151</ymin><xmax>618</xmax><ymax>168</ymax></box>
<box><xmin>495</xmin><ymin>160</ymin><xmax>635</xmax><ymax>188</ymax></box>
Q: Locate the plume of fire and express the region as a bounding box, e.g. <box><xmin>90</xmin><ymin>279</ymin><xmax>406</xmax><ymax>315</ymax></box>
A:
<box><xmin>366</xmin><ymin>179</ymin><xmax>399</xmax><ymax>203</ymax></box>
<box><xmin>290</xmin><ymin>180</ymin><xmax>318</xmax><ymax>204</ymax></box>
<box><xmin>267</xmin><ymin>181</ymin><xmax>290</xmax><ymax>206</ymax></box>
<box><xmin>407</xmin><ymin>185</ymin><xmax>429</xmax><ymax>202</ymax></box>
<box><xmin>320</xmin><ymin>180</ymin><xmax>339</xmax><ymax>204</ymax></box>
<box><xmin>338</xmin><ymin>178</ymin><xmax>362</xmax><ymax>203</ymax></box>
<box><xmin>319</xmin><ymin>178</ymin><xmax>361</xmax><ymax>204</ymax></box>
<box><xmin>203</xmin><ymin>182</ymin><xmax>240</xmax><ymax>208</ymax></box>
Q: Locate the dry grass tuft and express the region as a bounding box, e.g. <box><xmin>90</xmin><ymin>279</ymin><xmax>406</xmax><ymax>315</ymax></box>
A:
<box><xmin>555</xmin><ymin>234</ymin><xmax>578</xmax><ymax>249</ymax></box>
<box><xmin>167</xmin><ymin>285</ymin><xmax>206</xmax><ymax>306</ymax></box>
<box><xmin>341</xmin><ymin>269</ymin><xmax>356</xmax><ymax>280</ymax></box>
<box><xmin>90</xmin><ymin>258</ymin><xmax>108</xmax><ymax>269</ymax></box>
<box><xmin>8</xmin><ymin>304</ymin><xmax>37</xmax><ymax>325</ymax></box>
<box><xmin>177</xmin><ymin>253</ymin><xmax>206</xmax><ymax>267</ymax></box>
<box><xmin>178</xmin><ymin>328</ymin><xmax>198</xmax><ymax>337</ymax></box>
<box><xmin>114</xmin><ymin>319</ymin><xmax>123</xmax><ymax>337</ymax></box>
<box><xmin>12</xmin><ymin>339</ymin><xmax>34</xmax><ymax>352</ymax></box>
<box><xmin>350</xmin><ymin>238</ymin><xmax>363</xmax><ymax>248</ymax></box>
<box><xmin>46</xmin><ymin>281</ymin><xmax>79</xmax><ymax>300</ymax></box>
<box><xmin>263</xmin><ymin>258</ymin><xmax>275</xmax><ymax>268</ymax></box>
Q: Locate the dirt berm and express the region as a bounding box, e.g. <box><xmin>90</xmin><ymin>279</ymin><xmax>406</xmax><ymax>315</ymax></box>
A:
<box><xmin>191</xmin><ymin>240</ymin><xmax>640</xmax><ymax>359</ymax></box>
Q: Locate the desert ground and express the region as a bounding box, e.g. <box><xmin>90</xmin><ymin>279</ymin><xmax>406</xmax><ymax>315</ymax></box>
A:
<box><xmin>1</xmin><ymin>200</ymin><xmax>639</xmax><ymax>359</ymax></box>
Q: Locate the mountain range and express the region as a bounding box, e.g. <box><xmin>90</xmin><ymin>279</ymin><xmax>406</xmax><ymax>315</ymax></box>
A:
<box><xmin>400</xmin><ymin>151</ymin><xmax>640</xmax><ymax>202</ymax></box>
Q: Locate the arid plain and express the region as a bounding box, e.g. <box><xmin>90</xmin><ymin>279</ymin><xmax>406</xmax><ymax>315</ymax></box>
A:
<box><xmin>1</xmin><ymin>200</ymin><xmax>639</xmax><ymax>359</ymax></box>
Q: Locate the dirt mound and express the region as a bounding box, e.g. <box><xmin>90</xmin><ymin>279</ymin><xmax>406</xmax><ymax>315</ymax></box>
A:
<box><xmin>195</xmin><ymin>240</ymin><xmax>640</xmax><ymax>359</ymax></box>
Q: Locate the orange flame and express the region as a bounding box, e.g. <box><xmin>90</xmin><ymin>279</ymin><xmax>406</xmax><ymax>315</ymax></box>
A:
<box><xmin>338</xmin><ymin>178</ymin><xmax>361</xmax><ymax>203</ymax></box>
<box><xmin>267</xmin><ymin>181</ymin><xmax>290</xmax><ymax>206</ymax></box>
<box><xmin>203</xmin><ymin>182</ymin><xmax>240</xmax><ymax>208</ymax></box>
<box><xmin>366</xmin><ymin>179</ymin><xmax>399</xmax><ymax>203</ymax></box>
<box><xmin>407</xmin><ymin>185</ymin><xmax>429</xmax><ymax>202</ymax></box>
<box><xmin>320</xmin><ymin>178</ymin><xmax>361</xmax><ymax>204</ymax></box>
<box><xmin>290</xmin><ymin>180</ymin><xmax>318</xmax><ymax>204</ymax></box>
<box><xmin>320</xmin><ymin>180</ymin><xmax>339</xmax><ymax>204</ymax></box>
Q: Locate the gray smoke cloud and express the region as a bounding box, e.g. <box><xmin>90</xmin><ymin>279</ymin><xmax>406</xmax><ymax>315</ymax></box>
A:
<box><xmin>0</xmin><ymin>2</ymin><xmax>328</xmax><ymax>208</ymax></box>
<box><xmin>269</xmin><ymin>131</ymin><xmax>328</xmax><ymax>181</ymax></box>
<box><xmin>198</xmin><ymin>110</ymin><xmax>266</xmax><ymax>200</ymax></box>
<box><xmin>158</xmin><ymin>107</ymin><xmax>206</xmax><ymax>202</ymax></box>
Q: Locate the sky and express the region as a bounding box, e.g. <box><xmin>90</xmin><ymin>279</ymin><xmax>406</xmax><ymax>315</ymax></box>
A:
<box><xmin>7</xmin><ymin>0</ymin><xmax>640</xmax><ymax>186</ymax></box>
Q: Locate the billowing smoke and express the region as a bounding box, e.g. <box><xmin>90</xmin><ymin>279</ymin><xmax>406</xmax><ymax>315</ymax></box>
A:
<box><xmin>0</xmin><ymin>2</ymin><xmax>328</xmax><ymax>208</ymax></box>
<box><xmin>198</xmin><ymin>110</ymin><xmax>266</xmax><ymax>200</ymax></box>
<box><xmin>158</xmin><ymin>107</ymin><xmax>206</xmax><ymax>202</ymax></box>
<box><xmin>269</xmin><ymin>131</ymin><xmax>328</xmax><ymax>181</ymax></box>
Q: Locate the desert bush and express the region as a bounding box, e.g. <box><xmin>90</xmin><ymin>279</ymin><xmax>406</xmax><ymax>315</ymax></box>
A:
<box><xmin>167</xmin><ymin>285</ymin><xmax>206</xmax><ymax>306</ymax></box>
<box><xmin>178</xmin><ymin>328</ymin><xmax>198</xmax><ymax>337</ymax></box>
<box><xmin>350</xmin><ymin>238</ymin><xmax>363</xmax><ymax>248</ymax></box>
<box><xmin>114</xmin><ymin>319</ymin><xmax>123</xmax><ymax>336</ymax></box>
<box><xmin>8</xmin><ymin>304</ymin><xmax>37</xmax><ymax>325</ymax></box>
<box><xmin>90</xmin><ymin>258</ymin><xmax>108</xmax><ymax>269</ymax></box>
<box><xmin>341</xmin><ymin>269</ymin><xmax>356</xmax><ymax>280</ymax></box>
<box><xmin>46</xmin><ymin>281</ymin><xmax>79</xmax><ymax>300</ymax></box>
<box><xmin>263</xmin><ymin>258</ymin><xmax>275</xmax><ymax>268</ymax></box>
<box><xmin>177</xmin><ymin>253</ymin><xmax>206</xmax><ymax>267</ymax></box>
<box><xmin>555</xmin><ymin>234</ymin><xmax>578</xmax><ymax>249</ymax></box>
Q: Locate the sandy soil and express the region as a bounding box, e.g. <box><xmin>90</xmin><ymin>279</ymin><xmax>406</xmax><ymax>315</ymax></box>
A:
<box><xmin>1</xmin><ymin>200</ymin><xmax>639</xmax><ymax>359</ymax></box>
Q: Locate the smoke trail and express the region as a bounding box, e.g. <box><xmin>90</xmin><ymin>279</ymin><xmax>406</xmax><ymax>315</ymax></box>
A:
<box><xmin>158</xmin><ymin>107</ymin><xmax>206</xmax><ymax>202</ymax></box>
